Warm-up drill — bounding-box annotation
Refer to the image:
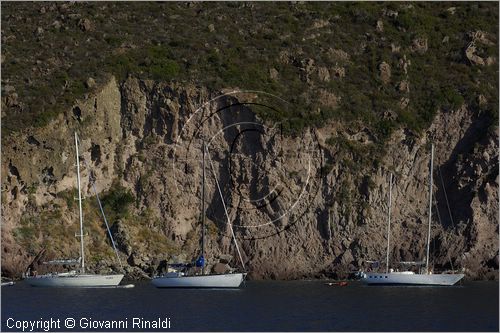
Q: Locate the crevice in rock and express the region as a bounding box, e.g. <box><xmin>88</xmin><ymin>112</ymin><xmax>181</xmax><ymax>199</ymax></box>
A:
<box><xmin>27</xmin><ymin>135</ymin><xmax>41</xmax><ymax>146</ymax></box>
<box><xmin>91</xmin><ymin>144</ymin><xmax>102</xmax><ymax>165</ymax></box>
<box><xmin>72</xmin><ymin>106</ymin><xmax>82</xmax><ymax>122</ymax></box>
<box><xmin>8</xmin><ymin>161</ymin><xmax>20</xmax><ymax>179</ymax></box>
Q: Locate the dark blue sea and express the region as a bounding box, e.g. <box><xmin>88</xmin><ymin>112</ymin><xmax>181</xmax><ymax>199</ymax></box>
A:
<box><xmin>1</xmin><ymin>280</ymin><xmax>498</xmax><ymax>331</ymax></box>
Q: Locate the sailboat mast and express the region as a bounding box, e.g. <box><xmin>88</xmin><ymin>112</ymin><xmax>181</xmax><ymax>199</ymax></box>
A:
<box><xmin>425</xmin><ymin>144</ymin><xmax>434</xmax><ymax>274</ymax></box>
<box><xmin>385</xmin><ymin>173</ymin><xmax>393</xmax><ymax>274</ymax></box>
<box><xmin>201</xmin><ymin>141</ymin><xmax>206</xmax><ymax>275</ymax></box>
<box><xmin>75</xmin><ymin>132</ymin><xmax>85</xmax><ymax>274</ymax></box>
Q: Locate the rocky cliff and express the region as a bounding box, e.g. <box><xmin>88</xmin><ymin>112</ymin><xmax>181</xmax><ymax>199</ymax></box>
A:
<box><xmin>2</xmin><ymin>2</ymin><xmax>498</xmax><ymax>281</ymax></box>
<box><xmin>2</xmin><ymin>75</ymin><xmax>498</xmax><ymax>280</ymax></box>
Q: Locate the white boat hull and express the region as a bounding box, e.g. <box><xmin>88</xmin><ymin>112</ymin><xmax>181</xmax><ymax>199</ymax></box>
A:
<box><xmin>361</xmin><ymin>272</ymin><xmax>464</xmax><ymax>286</ymax></box>
<box><xmin>26</xmin><ymin>274</ymin><xmax>124</xmax><ymax>287</ymax></box>
<box><xmin>152</xmin><ymin>273</ymin><xmax>246</xmax><ymax>288</ymax></box>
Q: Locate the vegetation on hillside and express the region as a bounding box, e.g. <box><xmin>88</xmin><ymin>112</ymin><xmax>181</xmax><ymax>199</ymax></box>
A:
<box><xmin>2</xmin><ymin>2</ymin><xmax>498</xmax><ymax>141</ymax></box>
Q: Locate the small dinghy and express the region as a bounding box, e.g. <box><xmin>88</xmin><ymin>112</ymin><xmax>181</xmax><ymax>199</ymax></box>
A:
<box><xmin>325</xmin><ymin>281</ymin><xmax>348</xmax><ymax>287</ymax></box>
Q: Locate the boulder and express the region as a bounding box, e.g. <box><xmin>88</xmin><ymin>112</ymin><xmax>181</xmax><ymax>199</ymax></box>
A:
<box><xmin>85</xmin><ymin>77</ymin><xmax>96</xmax><ymax>88</ymax></box>
<box><xmin>486</xmin><ymin>57</ymin><xmax>496</xmax><ymax>66</ymax></box>
<box><xmin>465</xmin><ymin>42</ymin><xmax>485</xmax><ymax>66</ymax></box>
<box><xmin>379</xmin><ymin>61</ymin><xmax>391</xmax><ymax>84</ymax></box>
<box><xmin>78</xmin><ymin>18</ymin><xmax>93</xmax><ymax>31</ymax></box>
<box><xmin>5</xmin><ymin>93</ymin><xmax>18</xmax><ymax>107</ymax></box>
<box><xmin>52</xmin><ymin>20</ymin><xmax>61</xmax><ymax>30</ymax></box>
<box><xmin>269</xmin><ymin>67</ymin><xmax>279</xmax><ymax>80</ymax></box>
<box><xmin>332</xmin><ymin>65</ymin><xmax>345</xmax><ymax>79</ymax></box>
<box><xmin>111</xmin><ymin>220</ymin><xmax>133</xmax><ymax>255</ymax></box>
<box><xmin>391</xmin><ymin>43</ymin><xmax>401</xmax><ymax>53</ymax></box>
<box><xmin>411</xmin><ymin>37</ymin><xmax>428</xmax><ymax>53</ymax></box>
<box><xmin>219</xmin><ymin>254</ymin><xmax>233</xmax><ymax>264</ymax></box>
<box><xmin>478</xmin><ymin>94</ymin><xmax>487</xmax><ymax>106</ymax></box>
<box><xmin>317</xmin><ymin>67</ymin><xmax>330</xmax><ymax>82</ymax></box>
<box><xmin>212</xmin><ymin>262</ymin><xmax>230</xmax><ymax>274</ymax></box>
<box><xmin>399</xmin><ymin>97</ymin><xmax>410</xmax><ymax>109</ymax></box>
<box><xmin>398</xmin><ymin>80</ymin><xmax>410</xmax><ymax>93</ymax></box>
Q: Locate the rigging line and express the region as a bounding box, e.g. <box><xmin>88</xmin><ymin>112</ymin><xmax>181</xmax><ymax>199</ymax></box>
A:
<box><xmin>433</xmin><ymin>198</ymin><xmax>454</xmax><ymax>271</ymax></box>
<box><xmin>205</xmin><ymin>145</ymin><xmax>246</xmax><ymax>272</ymax></box>
<box><xmin>81</xmin><ymin>157</ymin><xmax>123</xmax><ymax>272</ymax></box>
<box><xmin>438</xmin><ymin>165</ymin><xmax>456</xmax><ymax>229</ymax></box>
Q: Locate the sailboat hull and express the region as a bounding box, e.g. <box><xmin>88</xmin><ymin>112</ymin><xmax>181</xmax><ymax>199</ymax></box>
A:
<box><xmin>26</xmin><ymin>274</ymin><xmax>124</xmax><ymax>287</ymax></box>
<box><xmin>152</xmin><ymin>273</ymin><xmax>246</xmax><ymax>288</ymax></box>
<box><xmin>361</xmin><ymin>272</ymin><xmax>464</xmax><ymax>286</ymax></box>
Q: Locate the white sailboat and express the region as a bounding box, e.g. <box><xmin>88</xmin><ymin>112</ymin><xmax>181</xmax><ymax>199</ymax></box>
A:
<box><xmin>361</xmin><ymin>144</ymin><xmax>464</xmax><ymax>286</ymax></box>
<box><xmin>152</xmin><ymin>142</ymin><xmax>246</xmax><ymax>288</ymax></box>
<box><xmin>26</xmin><ymin>132</ymin><xmax>124</xmax><ymax>287</ymax></box>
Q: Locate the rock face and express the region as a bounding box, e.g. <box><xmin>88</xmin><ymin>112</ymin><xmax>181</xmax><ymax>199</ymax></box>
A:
<box><xmin>1</xmin><ymin>76</ymin><xmax>498</xmax><ymax>280</ymax></box>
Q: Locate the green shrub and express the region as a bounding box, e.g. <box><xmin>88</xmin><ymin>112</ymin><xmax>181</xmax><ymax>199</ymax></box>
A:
<box><xmin>101</xmin><ymin>182</ymin><xmax>135</xmax><ymax>219</ymax></box>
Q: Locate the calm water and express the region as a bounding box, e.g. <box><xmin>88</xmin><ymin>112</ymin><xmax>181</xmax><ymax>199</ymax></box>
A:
<box><xmin>1</xmin><ymin>280</ymin><xmax>498</xmax><ymax>331</ymax></box>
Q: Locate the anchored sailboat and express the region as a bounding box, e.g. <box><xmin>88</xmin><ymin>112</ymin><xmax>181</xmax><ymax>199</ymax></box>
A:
<box><xmin>361</xmin><ymin>144</ymin><xmax>464</xmax><ymax>286</ymax></box>
<box><xmin>26</xmin><ymin>132</ymin><xmax>124</xmax><ymax>287</ymax></box>
<box><xmin>152</xmin><ymin>141</ymin><xmax>246</xmax><ymax>288</ymax></box>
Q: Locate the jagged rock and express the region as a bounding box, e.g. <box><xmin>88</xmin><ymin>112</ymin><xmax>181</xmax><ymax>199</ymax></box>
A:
<box><xmin>85</xmin><ymin>77</ymin><xmax>95</xmax><ymax>88</ymax></box>
<box><xmin>269</xmin><ymin>67</ymin><xmax>279</xmax><ymax>80</ymax></box>
<box><xmin>35</xmin><ymin>27</ymin><xmax>44</xmax><ymax>36</ymax></box>
<box><xmin>478</xmin><ymin>94</ymin><xmax>487</xmax><ymax>106</ymax></box>
<box><xmin>376</xmin><ymin>20</ymin><xmax>384</xmax><ymax>32</ymax></box>
<box><xmin>398</xmin><ymin>55</ymin><xmax>411</xmax><ymax>74</ymax></box>
<box><xmin>300</xmin><ymin>58</ymin><xmax>315</xmax><ymax>84</ymax></box>
<box><xmin>78</xmin><ymin>18</ymin><xmax>92</xmax><ymax>31</ymax></box>
<box><xmin>5</xmin><ymin>93</ymin><xmax>19</xmax><ymax>107</ymax></box>
<box><xmin>447</xmin><ymin>7</ymin><xmax>456</xmax><ymax>14</ymax></box>
<box><xmin>219</xmin><ymin>254</ymin><xmax>233</xmax><ymax>264</ymax></box>
<box><xmin>52</xmin><ymin>20</ymin><xmax>61</xmax><ymax>29</ymax></box>
<box><xmin>398</xmin><ymin>97</ymin><xmax>410</xmax><ymax>109</ymax></box>
<box><xmin>465</xmin><ymin>42</ymin><xmax>485</xmax><ymax>66</ymax></box>
<box><xmin>411</xmin><ymin>37</ymin><xmax>428</xmax><ymax>53</ymax></box>
<box><xmin>128</xmin><ymin>252</ymin><xmax>144</xmax><ymax>267</ymax></box>
<box><xmin>486</xmin><ymin>57</ymin><xmax>496</xmax><ymax>66</ymax></box>
<box><xmin>111</xmin><ymin>220</ymin><xmax>133</xmax><ymax>255</ymax></box>
<box><xmin>398</xmin><ymin>80</ymin><xmax>410</xmax><ymax>93</ymax></box>
<box><xmin>469</xmin><ymin>30</ymin><xmax>493</xmax><ymax>45</ymax></box>
<box><xmin>208</xmin><ymin>24</ymin><xmax>215</xmax><ymax>32</ymax></box>
<box><xmin>212</xmin><ymin>262</ymin><xmax>230</xmax><ymax>274</ymax></box>
<box><xmin>442</xmin><ymin>36</ymin><xmax>450</xmax><ymax>43</ymax></box>
<box><xmin>340</xmin><ymin>249</ymin><xmax>354</xmax><ymax>265</ymax></box>
<box><xmin>379</xmin><ymin>61</ymin><xmax>391</xmax><ymax>84</ymax></box>
<box><xmin>317</xmin><ymin>67</ymin><xmax>330</xmax><ymax>82</ymax></box>
<box><xmin>332</xmin><ymin>65</ymin><xmax>345</xmax><ymax>79</ymax></box>
<box><xmin>278</xmin><ymin>50</ymin><xmax>291</xmax><ymax>64</ymax></box>
<box><xmin>391</xmin><ymin>43</ymin><xmax>401</xmax><ymax>53</ymax></box>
